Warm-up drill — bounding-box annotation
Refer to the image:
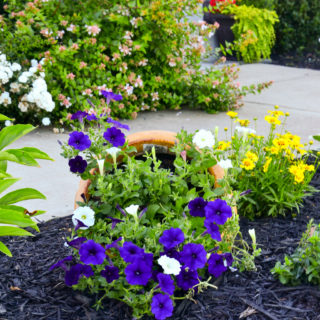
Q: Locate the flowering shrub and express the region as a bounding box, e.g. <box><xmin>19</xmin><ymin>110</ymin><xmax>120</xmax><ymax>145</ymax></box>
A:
<box><xmin>0</xmin><ymin>0</ymin><xmax>270</xmax><ymax>125</ymax></box>
<box><xmin>0</xmin><ymin>52</ymin><xmax>54</xmax><ymax>125</ymax></box>
<box><xmin>209</xmin><ymin>0</ymin><xmax>237</xmax><ymax>13</ymax></box>
<box><xmin>219</xmin><ymin>107</ymin><xmax>319</xmax><ymax>219</ymax></box>
<box><xmin>272</xmin><ymin>220</ymin><xmax>320</xmax><ymax>286</ymax></box>
<box><xmin>52</xmin><ymin>95</ymin><xmax>258</xmax><ymax>319</ymax></box>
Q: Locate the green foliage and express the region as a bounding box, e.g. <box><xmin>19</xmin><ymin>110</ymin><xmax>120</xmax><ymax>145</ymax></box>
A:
<box><xmin>225</xmin><ymin>5</ymin><xmax>279</xmax><ymax>63</ymax></box>
<box><xmin>271</xmin><ymin>220</ymin><xmax>320</xmax><ymax>286</ymax></box>
<box><xmin>0</xmin><ymin>0</ymin><xmax>269</xmax><ymax>125</ymax></box>
<box><xmin>220</xmin><ymin>107</ymin><xmax>318</xmax><ymax>219</ymax></box>
<box><xmin>273</xmin><ymin>0</ymin><xmax>320</xmax><ymax>55</ymax></box>
<box><xmin>0</xmin><ymin>113</ymin><xmax>53</xmax><ymax>257</ymax></box>
<box><xmin>239</xmin><ymin>0</ymin><xmax>275</xmax><ymax>10</ymax></box>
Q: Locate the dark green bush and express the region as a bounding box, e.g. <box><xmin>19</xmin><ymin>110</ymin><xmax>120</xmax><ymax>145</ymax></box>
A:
<box><xmin>273</xmin><ymin>0</ymin><xmax>320</xmax><ymax>55</ymax></box>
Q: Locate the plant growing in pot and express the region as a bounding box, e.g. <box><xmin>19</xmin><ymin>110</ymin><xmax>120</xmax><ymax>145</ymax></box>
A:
<box><xmin>53</xmin><ymin>93</ymin><xmax>259</xmax><ymax>319</ymax></box>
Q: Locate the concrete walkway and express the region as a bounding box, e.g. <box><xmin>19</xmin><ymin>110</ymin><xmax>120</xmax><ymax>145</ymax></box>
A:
<box><xmin>6</xmin><ymin>63</ymin><xmax>320</xmax><ymax>222</ymax></box>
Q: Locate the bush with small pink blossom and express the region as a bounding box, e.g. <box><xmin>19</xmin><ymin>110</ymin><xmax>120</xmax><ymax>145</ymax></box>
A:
<box><xmin>0</xmin><ymin>0</ymin><xmax>271</xmax><ymax>125</ymax></box>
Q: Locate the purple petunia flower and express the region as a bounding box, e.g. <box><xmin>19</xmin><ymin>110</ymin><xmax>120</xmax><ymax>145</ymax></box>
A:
<box><xmin>68</xmin><ymin>131</ymin><xmax>92</xmax><ymax>151</ymax></box>
<box><xmin>65</xmin><ymin>263</ymin><xmax>94</xmax><ymax>286</ymax></box>
<box><xmin>138</xmin><ymin>252</ymin><xmax>154</xmax><ymax>267</ymax></box>
<box><xmin>207</xmin><ymin>253</ymin><xmax>227</xmax><ymax>278</ymax></box>
<box><xmin>68</xmin><ymin>155</ymin><xmax>87</xmax><ymax>173</ymax></box>
<box><xmin>50</xmin><ymin>256</ymin><xmax>73</xmax><ymax>271</ymax></box>
<box><xmin>159</xmin><ymin>228</ymin><xmax>185</xmax><ymax>250</ymax></box>
<box><xmin>101</xmin><ymin>90</ymin><xmax>123</xmax><ymax>105</ymax></box>
<box><xmin>205</xmin><ymin>199</ymin><xmax>232</xmax><ymax>225</ymax></box>
<box><xmin>86</xmin><ymin>114</ymin><xmax>98</xmax><ymax>121</ymax></box>
<box><xmin>180</xmin><ymin>243</ymin><xmax>207</xmax><ymax>270</ymax></box>
<box><xmin>157</xmin><ymin>273</ymin><xmax>175</xmax><ymax>296</ymax></box>
<box><xmin>103</xmin><ymin>127</ymin><xmax>125</xmax><ymax>147</ymax></box>
<box><xmin>188</xmin><ymin>197</ymin><xmax>208</xmax><ymax>217</ymax></box>
<box><xmin>107</xmin><ymin>118</ymin><xmax>130</xmax><ymax>131</ymax></box>
<box><xmin>67</xmin><ymin>237</ymin><xmax>87</xmax><ymax>250</ymax></box>
<box><xmin>119</xmin><ymin>241</ymin><xmax>144</xmax><ymax>263</ymax></box>
<box><xmin>224</xmin><ymin>252</ymin><xmax>233</xmax><ymax>267</ymax></box>
<box><xmin>101</xmin><ymin>265</ymin><xmax>120</xmax><ymax>283</ymax></box>
<box><xmin>176</xmin><ymin>267</ymin><xmax>199</xmax><ymax>291</ymax></box>
<box><xmin>79</xmin><ymin>240</ymin><xmax>106</xmax><ymax>265</ymax></box>
<box><xmin>106</xmin><ymin>216</ymin><xmax>124</xmax><ymax>229</ymax></box>
<box><xmin>151</xmin><ymin>294</ymin><xmax>174</xmax><ymax>320</ymax></box>
<box><xmin>124</xmin><ymin>260</ymin><xmax>152</xmax><ymax>286</ymax></box>
<box><xmin>160</xmin><ymin>247</ymin><xmax>180</xmax><ymax>261</ymax></box>
<box><xmin>204</xmin><ymin>219</ymin><xmax>222</xmax><ymax>241</ymax></box>
<box><xmin>71</xmin><ymin>111</ymin><xmax>88</xmax><ymax>122</ymax></box>
<box><xmin>74</xmin><ymin>219</ymin><xmax>87</xmax><ymax>231</ymax></box>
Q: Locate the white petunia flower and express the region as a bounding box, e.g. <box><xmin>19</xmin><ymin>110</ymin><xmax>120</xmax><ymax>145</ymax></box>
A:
<box><xmin>192</xmin><ymin>129</ymin><xmax>215</xmax><ymax>149</ymax></box>
<box><xmin>235</xmin><ymin>126</ymin><xmax>256</xmax><ymax>135</ymax></box>
<box><xmin>97</xmin><ymin>159</ymin><xmax>105</xmax><ymax>176</ymax></box>
<box><xmin>106</xmin><ymin>147</ymin><xmax>121</xmax><ymax>156</ymax></box>
<box><xmin>125</xmin><ymin>204</ymin><xmax>139</xmax><ymax>217</ymax></box>
<box><xmin>158</xmin><ymin>255</ymin><xmax>181</xmax><ymax>276</ymax></box>
<box><xmin>72</xmin><ymin>206</ymin><xmax>95</xmax><ymax>229</ymax></box>
<box><xmin>218</xmin><ymin>159</ymin><xmax>233</xmax><ymax>170</ymax></box>
<box><xmin>42</xmin><ymin>117</ymin><xmax>51</xmax><ymax>126</ymax></box>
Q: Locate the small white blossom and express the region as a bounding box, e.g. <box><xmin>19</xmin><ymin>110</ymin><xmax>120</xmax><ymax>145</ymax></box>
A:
<box><xmin>42</xmin><ymin>117</ymin><xmax>51</xmax><ymax>126</ymax></box>
<box><xmin>10</xmin><ymin>62</ymin><xmax>21</xmax><ymax>72</ymax></box>
<box><xmin>125</xmin><ymin>204</ymin><xmax>139</xmax><ymax>217</ymax></box>
<box><xmin>235</xmin><ymin>126</ymin><xmax>256</xmax><ymax>135</ymax></box>
<box><xmin>4</xmin><ymin>120</ymin><xmax>12</xmax><ymax>127</ymax></box>
<box><xmin>218</xmin><ymin>159</ymin><xmax>233</xmax><ymax>170</ymax></box>
<box><xmin>192</xmin><ymin>129</ymin><xmax>215</xmax><ymax>149</ymax></box>
<box><xmin>72</xmin><ymin>206</ymin><xmax>95</xmax><ymax>229</ymax></box>
<box><xmin>124</xmin><ymin>84</ymin><xmax>133</xmax><ymax>95</ymax></box>
<box><xmin>106</xmin><ymin>147</ymin><xmax>121</xmax><ymax>156</ymax></box>
<box><xmin>158</xmin><ymin>255</ymin><xmax>181</xmax><ymax>276</ymax></box>
<box><xmin>0</xmin><ymin>92</ymin><xmax>12</xmax><ymax>106</ymax></box>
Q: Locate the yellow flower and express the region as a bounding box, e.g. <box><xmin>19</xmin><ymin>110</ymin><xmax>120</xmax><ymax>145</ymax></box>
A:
<box><xmin>218</xmin><ymin>141</ymin><xmax>231</xmax><ymax>151</ymax></box>
<box><xmin>309</xmin><ymin>140</ymin><xmax>314</xmax><ymax>145</ymax></box>
<box><xmin>237</xmin><ymin>119</ymin><xmax>250</xmax><ymax>127</ymax></box>
<box><xmin>245</xmin><ymin>151</ymin><xmax>258</xmax><ymax>162</ymax></box>
<box><xmin>274</xmin><ymin>105</ymin><xmax>279</xmax><ymax>110</ymax></box>
<box><xmin>263</xmin><ymin>157</ymin><xmax>272</xmax><ymax>173</ymax></box>
<box><xmin>285</xmin><ymin>112</ymin><xmax>290</xmax><ymax>117</ymax></box>
<box><xmin>265</xmin><ymin>116</ymin><xmax>281</xmax><ymax>126</ymax></box>
<box><xmin>240</xmin><ymin>158</ymin><xmax>255</xmax><ymax>171</ymax></box>
<box><xmin>268</xmin><ymin>110</ymin><xmax>284</xmax><ymax>117</ymax></box>
<box><xmin>224</xmin><ymin>127</ymin><xmax>228</xmax><ymax>131</ymax></box>
<box><xmin>268</xmin><ymin>146</ymin><xmax>280</xmax><ymax>155</ymax></box>
<box><xmin>273</xmin><ymin>138</ymin><xmax>289</xmax><ymax>150</ymax></box>
<box><xmin>227</xmin><ymin>111</ymin><xmax>238</xmax><ymax>119</ymax></box>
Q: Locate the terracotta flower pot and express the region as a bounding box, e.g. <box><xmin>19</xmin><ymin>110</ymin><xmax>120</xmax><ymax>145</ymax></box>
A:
<box><xmin>74</xmin><ymin>130</ymin><xmax>225</xmax><ymax>209</ymax></box>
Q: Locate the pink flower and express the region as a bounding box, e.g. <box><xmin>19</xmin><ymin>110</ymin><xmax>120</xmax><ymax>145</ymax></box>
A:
<box><xmin>58</xmin><ymin>94</ymin><xmax>66</xmax><ymax>101</ymax></box>
<box><xmin>57</xmin><ymin>30</ymin><xmax>65</xmax><ymax>39</ymax></box>
<box><xmin>89</xmin><ymin>38</ymin><xmax>97</xmax><ymax>45</ymax></box>
<box><xmin>79</xmin><ymin>61</ymin><xmax>87</xmax><ymax>69</ymax></box>
<box><xmin>60</xmin><ymin>20</ymin><xmax>68</xmax><ymax>27</ymax></box>
<box><xmin>82</xmin><ymin>89</ymin><xmax>92</xmax><ymax>96</ymax></box>
<box><xmin>66</xmin><ymin>73</ymin><xmax>75</xmax><ymax>80</ymax></box>
<box><xmin>71</xmin><ymin>43</ymin><xmax>79</xmax><ymax>50</ymax></box>
<box><xmin>118</xmin><ymin>103</ymin><xmax>125</xmax><ymax>109</ymax></box>
<box><xmin>67</xmin><ymin>24</ymin><xmax>76</xmax><ymax>32</ymax></box>
<box><xmin>85</xmin><ymin>25</ymin><xmax>101</xmax><ymax>36</ymax></box>
<box><xmin>59</xmin><ymin>46</ymin><xmax>66</xmax><ymax>52</ymax></box>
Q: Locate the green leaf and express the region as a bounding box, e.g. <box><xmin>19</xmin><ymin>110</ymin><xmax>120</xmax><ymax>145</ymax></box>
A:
<box><xmin>0</xmin><ymin>160</ymin><xmax>7</xmax><ymax>172</ymax></box>
<box><xmin>313</xmin><ymin>135</ymin><xmax>320</xmax><ymax>142</ymax></box>
<box><xmin>19</xmin><ymin>147</ymin><xmax>53</xmax><ymax>161</ymax></box>
<box><xmin>0</xmin><ymin>114</ymin><xmax>12</xmax><ymax>121</ymax></box>
<box><xmin>0</xmin><ymin>208</ymin><xmax>39</xmax><ymax>230</ymax></box>
<box><xmin>0</xmin><ymin>124</ymin><xmax>35</xmax><ymax>151</ymax></box>
<box><xmin>0</xmin><ymin>226</ymin><xmax>33</xmax><ymax>236</ymax></box>
<box><xmin>0</xmin><ymin>241</ymin><xmax>12</xmax><ymax>257</ymax></box>
<box><xmin>0</xmin><ymin>188</ymin><xmax>46</xmax><ymax>205</ymax></box>
<box><xmin>0</xmin><ymin>178</ymin><xmax>20</xmax><ymax>194</ymax></box>
<box><xmin>5</xmin><ymin>149</ymin><xmax>40</xmax><ymax>166</ymax></box>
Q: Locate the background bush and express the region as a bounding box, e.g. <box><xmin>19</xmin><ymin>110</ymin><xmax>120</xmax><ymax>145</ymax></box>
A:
<box><xmin>0</xmin><ymin>0</ymin><xmax>266</xmax><ymax>125</ymax></box>
<box><xmin>272</xmin><ymin>0</ymin><xmax>320</xmax><ymax>55</ymax></box>
<box><xmin>239</xmin><ymin>0</ymin><xmax>275</xmax><ymax>10</ymax></box>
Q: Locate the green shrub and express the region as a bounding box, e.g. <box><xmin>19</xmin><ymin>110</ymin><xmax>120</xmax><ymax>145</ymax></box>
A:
<box><xmin>224</xmin><ymin>5</ymin><xmax>279</xmax><ymax>63</ymax></box>
<box><xmin>272</xmin><ymin>220</ymin><xmax>320</xmax><ymax>286</ymax></box>
<box><xmin>273</xmin><ymin>0</ymin><xmax>320</xmax><ymax>55</ymax></box>
<box><xmin>0</xmin><ymin>0</ymin><xmax>270</xmax><ymax>125</ymax></box>
<box><xmin>239</xmin><ymin>0</ymin><xmax>275</xmax><ymax>10</ymax></box>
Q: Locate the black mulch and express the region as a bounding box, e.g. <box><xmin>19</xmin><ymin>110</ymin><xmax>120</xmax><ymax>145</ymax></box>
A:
<box><xmin>1</xmin><ymin>166</ymin><xmax>320</xmax><ymax>320</ymax></box>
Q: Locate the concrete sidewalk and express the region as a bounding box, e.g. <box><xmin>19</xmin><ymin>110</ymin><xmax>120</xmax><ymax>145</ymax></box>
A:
<box><xmin>6</xmin><ymin>63</ymin><xmax>320</xmax><ymax>222</ymax></box>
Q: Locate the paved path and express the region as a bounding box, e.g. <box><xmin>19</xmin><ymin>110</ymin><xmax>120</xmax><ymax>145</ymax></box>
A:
<box><xmin>6</xmin><ymin>63</ymin><xmax>320</xmax><ymax>221</ymax></box>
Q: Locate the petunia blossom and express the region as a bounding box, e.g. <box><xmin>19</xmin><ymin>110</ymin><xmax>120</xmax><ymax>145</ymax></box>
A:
<box><xmin>205</xmin><ymin>199</ymin><xmax>232</xmax><ymax>225</ymax></box>
<box><xmin>151</xmin><ymin>294</ymin><xmax>174</xmax><ymax>320</ymax></box>
<box><xmin>68</xmin><ymin>155</ymin><xmax>87</xmax><ymax>173</ymax></box>
<box><xmin>207</xmin><ymin>253</ymin><xmax>227</xmax><ymax>278</ymax></box>
<box><xmin>68</xmin><ymin>131</ymin><xmax>91</xmax><ymax>151</ymax></box>
<box><xmin>188</xmin><ymin>197</ymin><xmax>208</xmax><ymax>217</ymax></box>
<box><xmin>159</xmin><ymin>228</ymin><xmax>185</xmax><ymax>250</ymax></box>
<box><xmin>103</xmin><ymin>127</ymin><xmax>125</xmax><ymax>147</ymax></box>
<box><xmin>124</xmin><ymin>260</ymin><xmax>152</xmax><ymax>286</ymax></box>
<box><xmin>101</xmin><ymin>265</ymin><xmax>120</xmax><ymax>283</ymax></box>
<box><xmin>192</xmin><ymin>129</ymin><xmax>215</xmax><ymax>149</ymax></box>
<box><xmin>79</xmin><ymin>240</ymin><xmax>106</xmax><ymax>265</ymax></box>
<box><xmin>158</xmin><ymin>255</ymin><xmax>181</xmax><ymax>276</ymax></box>
<box><xmin>72</xmin><ymin>206</ymin><xmax>95</xmax><ymax>229</ymax></box>
<box><xmin>180</xmin><ymin>243</ymin><xmax>207</xmax><ymax>270</ymax></box>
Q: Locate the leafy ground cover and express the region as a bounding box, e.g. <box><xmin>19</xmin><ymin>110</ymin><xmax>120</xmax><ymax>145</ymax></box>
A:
<box><xmin>0</xmin><ymin>160</ymin><xmax>319</xmax><ymax>319</ymax></box>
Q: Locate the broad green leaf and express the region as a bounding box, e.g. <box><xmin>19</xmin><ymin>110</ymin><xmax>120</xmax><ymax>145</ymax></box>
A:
<box><xmin>0</xmin><ymin>241</ymin><xmax>12</xmax><ymax>257</ymax></box>
<box><xmin>0</xmin><ymin>208</ymin><xmax>39</xmax><ymax>231</ymax></box>
<box><xmin>0</xmin><ymin>124</ymin><xmax>35</xmax><ymax>151</ymax></box>
<box><xmin>0</xmin><ymin>178</ymin><xmax>20</xmax><ymax>194</ymax></box>
<box><xmin>5</xmin><ymin>149</ymin><xmax>40</xmax><ymax>166</ymax></box>
<box><xmin>0</xmin><ymin>160</ymin><xmax>7</xmax><ymax>172</ymax></box>
<box><xmin>0</xmin><ymin>114</ymin><xmax>12</xmax><ymax>121</ymax></box>
<box><xmin>0</xmin><ymin>170</ymin><xmax>11</xmax><ymax>178</ymax></box>
<box><xmin>0</xmin><ymin>188</ymin><xmax>46</xmax><ymax>205</ymax></box>
<box><xmin>19</xmin><ymin>147</ymin><xmax>53</xmax><ymax>161</ymax></box>
<box><xmin>0</xmin><ymin>226</ymin><xmax>33</xmax><ymax>236</ymax></box>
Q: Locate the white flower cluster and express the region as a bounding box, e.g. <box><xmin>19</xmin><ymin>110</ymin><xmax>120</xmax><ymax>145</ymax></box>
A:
<box><xmin>0</xmin><ymin>52</ymin><xmax>55</xmax><ymax>113</ymax></box>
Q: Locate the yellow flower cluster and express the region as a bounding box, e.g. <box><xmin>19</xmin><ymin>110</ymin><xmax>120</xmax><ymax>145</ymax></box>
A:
<box><xmin>237</xmin><ymin>119</ymin><xmax>250</xmax><ymax>127</ymax></box>
<box><xmin>227</xmin><ymin>111</ymin><xmax>238</xmax><ymax>119</ymax></box>
<box><xmin>289</xmin><ymin>162</ymin><xmax>315</xmax><ymax>184</ymax></box>
<box><xmin>218</xmin><ymin>141</ymin><xmax>231</xmax><ymax>151</ymax></box>
<box><xmin>240</xmin><ymin>151</ymin><xmax>258</xmax><ymax>171</ymax></box>
<box><xmin>264</xmin><ymin>106</ymin><xmax>285</xmax><ymax>126</ymax></box>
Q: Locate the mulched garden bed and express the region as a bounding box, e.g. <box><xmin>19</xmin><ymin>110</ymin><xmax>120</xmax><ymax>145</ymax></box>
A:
<box><xmin>1</xmin><ymin>166</ymin><xmax>320</xmax><ymax>320</ymax></box>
